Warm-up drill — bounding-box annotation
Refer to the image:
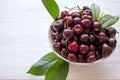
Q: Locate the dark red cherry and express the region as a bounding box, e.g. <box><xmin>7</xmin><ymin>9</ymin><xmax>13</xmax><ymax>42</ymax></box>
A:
<box><xmin>63</xmin><ymin>16</ymin><xmax>73</xmax><ymax>26</ymax></box>
<box><xmin>74</xmin><ymin>17</ymin><xmax>81</xmax><ymax>25</ymax></box>
<box><xmin>80</xmin><ymin>34</ymin><xmax>89</xmax><ymax>43</ymax></box>
<box><xmin>82</xmin><ymin>15</ymin><xmax>92</xmax><ymax>20</ymax></box>
<box><xmin>52</xmin><ymin>19</ymin><xmax>63</xmax><ymax>31</ymax></box>
<box><xmin>71</xmin><ymin>12</ymin><xmax>80</xmax><ymax>18</ymax></box>
<box><xmin>83</xmin><ymin>28</ymin><xmax>90</xmax><ymax>34</ymax></box>
<box><xmin>102</xmin><ymin>43</ymin><xmax>113</xmax><ymax>57</ymax></box>
<box><xmin>73</xmin><ymin>24</ymin><xmax>83</xmax><ymax>35</ymax></box>
<box><xmin>61</xmin><ymin>11</ymin><xmax>69</xmax><ymax>18</ymax></box>
<box><xmin>107</xmin><ymin>27</ymin><xmax>116</xmax><ymax>37</ymax></box>
<box><xmin>79</xmin><ymin>44</ymin><xmax>89</xmax><ymax>54</ymax></box>
<box><xmin>61</xmin><ymin>48</ymin><xmax>68</xmax><ymax>58</ymax></box>
<box><xmin>86</xmin><ymin>52</ymin><xmax>96</xmax><ymax>63</ymax></box>
<box><xmin>51</xmin><ymin>32</ymin><xmax>56</xmax><ymax>40</ymax></box>
<box><xmin>55</xmin><ymin>32</ymin><xmax>63</xmax><ymax>41</ymax></box>
<box><xmin>99</xmin><ymin>32</ymin><xmax>107</xmax><ymax>43</ymax></box>
<box><xmin>89</xmin><ymin>45</ymin><xmax>95</xmax><ymax>53</ymax></box>
<box><xmin>82</xmin><ymin>9</ymin><xmax>92</xmax><ymax>16</ymax></box>
<box><xmin>93</xmin><ymin>21</ymin><xmax>101</xmax><ymax>31</ymax></box>
<box><xmin>108</xmin><ymin>38</ymin><xmax>117</xmax><ymax>48</ymax></box>
<box><xmin>89</xmin><ymin>35</ymin><xmax>95</xmax><ymax>43</ymax></box>
<box><xmin>81</xmin><ymin>19</ymin><xmax>91</xmax><ymax>28</ymax></box>
<box><xmin>83</xmin><ymin>6</ymin><xmax>90</xmax><ymax>10</ymax></box>
<box><xmin>63</xmin><ymin>29</ymin><xmax>74</xmax><ymax>39</ymax></box>
<box><xmin>67</xmin><ymin>53</ymin><xmax>77</xmax><ymax>62</ymax></box>
<box><xmin>53</xmin><ymin>42</ymin><xmax>61</xmax><ymax>51</ymax></box>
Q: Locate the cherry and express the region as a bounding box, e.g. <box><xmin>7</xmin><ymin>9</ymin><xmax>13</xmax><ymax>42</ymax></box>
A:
<box><xmin>79</xmin><ymin>44</ymin><xmax>89</xmax><ymax>54</ymax></box>
<box><xmin>53</xmin><ymin>42</ymin><xmax>61</xmax><ymax>51</ymax></box>
<box><xmin>55</xmin><ymin>32</ymin><xmax>63</xmax><ymax>41</ymax></box>
<box><xmin>52</xmin><ymin>19</ymin><xmax>63</xmax><ymax>31</ymax></box>
<box><xmin>83</xmin><ymin>6</ymin><xmax>90</xmax><ymax>10</ymax></box>
<box><xmin>108</xmin><ymin>27</ymin><xmax>116</xmax><ymax>37</ymax></box>
<box><xmin>83</xmin><ymin>28</ymin><xmax>90</xmax><ymax>34</ymax></box>
<box><xmin>82</xmin><ymin>15</ymin><xmax>92</xmax><ymax>20</ymax></box>
<box><xmin>63</xmin><ymin>29</ymin><xmax>74</xmax><ymax>39</ymax></box>
<box><xmin>108</xmin><ymin>38</ymin><xmax>117</xmax><ymax>48</ymax></box>
<box><xmin>53</xmin><ymin>39</ymin><xmax>59</xmax><ymax>43</ymax></box>
<box><xmin>51</xmin><ymin>32</ymin><xmax>56</xmax><ymax>40</ymax></box>
<box><xmin>93</xmin><ymin>21</ymin><xmax>101</xmax><ymax>31</ymax></box>
<box><xmin>89</xmin><ymin>35</ymin><xmax>95</xmax><ymax>43</ymax></box>
<box><xmin>73</xmin><ymin>24</ymin><xmax>83</xmax><ymax>35</ymax></box>
<box><xmin>86</xmin><ymin>52</ymin><xmax>96</xmax><ymax>63</ymax></box>
<box><xmin>82</xmin><ymin>9</ymin><xmax>92</xmax><ymax>16</ymax></box>
<box><xmin>99</xmin><ymin>32</ymin><xmax>107</xmax><ymax>43</ymax></box>
<box><xmin>71</xmin><ymin>12</ymin><xmax>80</xmax><ymax>18</ymax></box>
<box><xmin>63</xmin><ymin>16</ymin><xmax>73</xmax><ymax>26</ymax></box>
<box><xmin>61</xmin><ymin>48</ymin><xmax>68</xmax><ymax>58</ymax></box>
<box><xmin>81</xmin><ymin>19</ymin><xmax>91</xmax><ymax>28</ymax></box>
<box><xmin>80</xmin><ymin>34</ymin><xmax>89</xmax><ymax>43</ymax></box>
<box><xmin>50</xmin><ymin>25</ymin><xmax>55</xmax><ymax>32</ymax></box>
<box><xmin>67</xmin><ymin>53</ymin><xmax>77</xmax><ymax>62</ymax></box>
<box><xmin>68</xmin><ymin>41</ymin><xmax>79</xmax><ymax>52</ymax></box>
<box><xmin>89</xmin><ymin>45</ymin><xmax>95</xmax><ymax>53</ymax></box>
<box><xmin>61</xmin><ymin>11</ymin><xmax>69</xmax><ymax>18</ymax></box>
<box><xmin>74</xmin><ymin>17</ymin><xmax>81</xmax><ymax>25</ymax></box>
<box><xmin>102</xmin><ymin>43</ymin><xmax>112</xmax><ymax>57</ymax></box>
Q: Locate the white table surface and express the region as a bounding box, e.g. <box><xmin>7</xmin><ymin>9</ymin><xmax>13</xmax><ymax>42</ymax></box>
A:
<box><xmin>0</xmin><ymin>0</ymin><xmax>120</xmax><ymax>80</ymax></box>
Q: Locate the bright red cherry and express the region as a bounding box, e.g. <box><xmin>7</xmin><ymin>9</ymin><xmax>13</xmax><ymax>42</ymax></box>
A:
<box><xmin>68</xmin><ymin>41</ymin><xmax>79</xmax><ymax>52</ymax></box>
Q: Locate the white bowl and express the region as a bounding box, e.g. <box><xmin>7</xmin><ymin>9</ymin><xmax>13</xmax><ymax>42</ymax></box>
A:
<box><xmin>48</xmin><ymin>27</ymin><xmax>115</xmax><ymax>65</ymax></box>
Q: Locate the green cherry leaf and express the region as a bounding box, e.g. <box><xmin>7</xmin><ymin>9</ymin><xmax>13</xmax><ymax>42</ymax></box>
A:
<box><xmin>90</xmin><ymin>3</ymin><xmax>100</xmax><ymax>20</ymax></box>
<box><xmin>102</xmin><ymin>16</ymin><xmax>119</xmax><ymax>28</ymax></box>
<box><xmin>27</xmin><ymin>52</ymin><xmax>61</xmax><ymax>76</ymax></box>
<box><xmin>41</xmin><ymin>0</ymin><xmax>59</xmax><ymax>20</ymax></box>
<box><xmin>45</xmin><ymin>60</ymin><xmax>69</xmax><ymax>80</ymax></box>
<box><xmin>27</xmin><ymin>52</ymin><xmax>69</xmax><ymax>80</ymax></box>
<box><xmin>99</xmin><ymin>14</ymin><xmax>113</xmax><ymax>24</ymax></box>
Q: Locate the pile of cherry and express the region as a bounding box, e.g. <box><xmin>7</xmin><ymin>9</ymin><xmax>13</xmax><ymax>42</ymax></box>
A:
<box><xmin>50</xmin><ymin>6</ymin><xmax>117</xmax><ymax>63</ymax></box>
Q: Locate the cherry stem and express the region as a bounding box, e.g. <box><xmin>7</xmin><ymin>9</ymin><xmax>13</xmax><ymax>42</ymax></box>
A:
<box><xmin>65</xmin><ymin>39</ymin><xmax>70</xmax><ymax>54</ymax></box>
<box><xmin>74</xmin><ymin>36</ymin><xmax>77</xmax><ymax>42</ymax></box>
<box><xmin>64</xmin><ymin>23</ymin><xmax>67</xmax><ymax>29</ymax></box>
<box><xmin>77</xmin><ymin>5</ymin><xmax>82</xmax><ymax>12</ymax></box>
<box><xmin>65</xmin><ymin>6</ymin><xmax>78</xmax><ymax>12</ymax></box>
<box><xmin>64</xmin><ymin>20</ymin><xmax>68</xmax><ymax>29</ymax></box>
<box><xmin>93</xmin><ymin>30</ymin><xmax>99</xmax><ymax>38</ymax></box>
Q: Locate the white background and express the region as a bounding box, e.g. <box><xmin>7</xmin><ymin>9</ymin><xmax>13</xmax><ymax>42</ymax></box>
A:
<box><xmin>0</xmin><ymin>0</ymin><xmax>120</xmax><ymax>79</ymax></box>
